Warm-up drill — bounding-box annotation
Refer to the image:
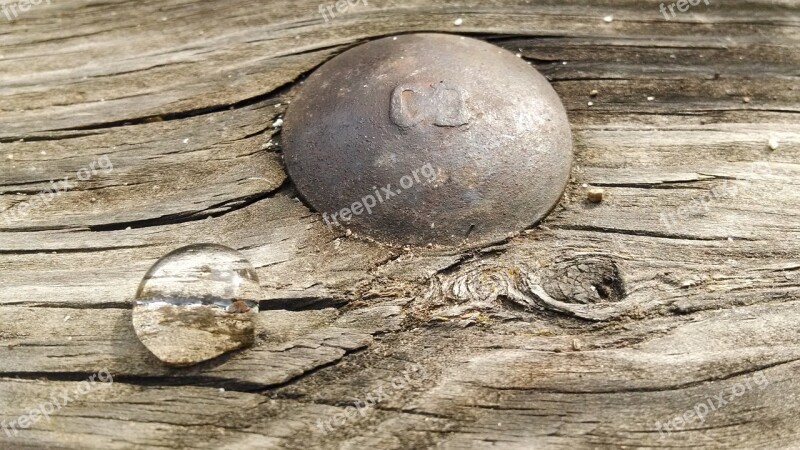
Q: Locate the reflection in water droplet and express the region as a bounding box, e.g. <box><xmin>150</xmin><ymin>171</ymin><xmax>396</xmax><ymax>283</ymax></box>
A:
<box><xmin>133</xmin><ymin>244</ymin><xmax>261</xmax><ymax>366</ymax></box>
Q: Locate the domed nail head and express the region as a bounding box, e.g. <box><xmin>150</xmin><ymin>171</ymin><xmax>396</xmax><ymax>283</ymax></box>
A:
<box><xmin>283</xmin><ymin>33</ymin><xmax>573</xmax><ymax>246</ymax></box>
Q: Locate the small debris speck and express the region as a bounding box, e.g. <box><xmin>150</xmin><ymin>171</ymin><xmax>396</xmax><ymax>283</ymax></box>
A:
<box><xmin>572</xmin><ymin>338</ymin><xmax>582</xmax><ymax>351</ymax></box>
<box><xmin>603</xmin><ymin>15</ymin><xmax>613</xmax><ymax>23</ymax></box>
<box><xmin>182</xmin><ymin>138</ymin><xmax>189</xmax><ymax>144</ymax></box>
<box><xmin>587</xmin><ymin>101</ymin><xmax>594</xmax><ymax>106</ymax></box>
<box><xmin>273</xmin><ymin>118</ymin><xmax>284</xmax><ymax>128</ymax></box>
<box><xmin>453</xmin><ymin>18</ymin><xmax>463</xmax><ymax>26</ymax></box>
<box><xmin>768</xmin><ymin>137</ymin><xmax>779</xmax><ymax>151</ymax></box>
<box><xmin>6</xmin><ymin>154</ymin><xmax>13</xmax><ymax>160</ymax></box>
<box><xmin>590</xmin><ymin>89</ymin><xmax>598</xmax><ymax>96</ymax></box>
<box><xmin>345</xmin><ymin>229</ymin><xmax>353</xmax><ymax>237</ymax></box>
<box><xmin>647</xmin><ymin>96</ymin><xmax>655</xmax><ymax>101</ymax></box>
<box><xmin>587</xmin><ymin>188</ymin><xmax>605</xmax><ymax>203</ymax></box>
<box><xmin>742</xmin><ymin>96</ymin><xmax>751</xmax><ymax>104</ymax></box>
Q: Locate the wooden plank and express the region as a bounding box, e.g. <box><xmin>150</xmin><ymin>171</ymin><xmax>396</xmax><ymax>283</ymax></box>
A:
<box><xmin>1</xmin><ymin>0</ymin><xmax>798</xmax><ymax>448</ymax></box>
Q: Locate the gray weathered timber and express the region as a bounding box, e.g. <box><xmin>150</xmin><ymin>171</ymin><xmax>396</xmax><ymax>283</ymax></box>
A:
<box><xmin>0</xmin><ymin>0</ymin><xmax>798</xmax><ymax>449</ymax></box>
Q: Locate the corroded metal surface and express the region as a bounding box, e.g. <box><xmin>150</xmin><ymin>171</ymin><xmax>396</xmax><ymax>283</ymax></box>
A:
<box><xmin>282</xmin><ymin>33</ymin><xmax>573</xmax><ymax>246</ymax></box>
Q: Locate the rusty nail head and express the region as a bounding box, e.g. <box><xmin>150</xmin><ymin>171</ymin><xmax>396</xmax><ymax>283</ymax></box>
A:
<box><xmin>283</xmin><ymin>33</ymin><xmax>573</xmax><ymax>246</ymax></box>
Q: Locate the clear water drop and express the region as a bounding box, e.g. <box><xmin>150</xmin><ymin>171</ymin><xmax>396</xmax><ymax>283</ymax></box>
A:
<box><xmin>133</xmin><ymin>244</ymin><xmax>261</xmax><ymax>366</ymax></box>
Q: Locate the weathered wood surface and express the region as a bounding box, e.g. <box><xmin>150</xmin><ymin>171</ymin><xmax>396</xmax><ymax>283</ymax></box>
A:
<box><xmin>1</xmin><ymin>0</ymin><xmax>798</xmax><ymax>448</ymax></box>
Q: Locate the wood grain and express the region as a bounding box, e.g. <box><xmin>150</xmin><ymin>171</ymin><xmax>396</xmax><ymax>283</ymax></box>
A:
<box><xmin>0</xmin><ymin>0</ymin><xmax>798</xmax><ymax>448</ymax></box>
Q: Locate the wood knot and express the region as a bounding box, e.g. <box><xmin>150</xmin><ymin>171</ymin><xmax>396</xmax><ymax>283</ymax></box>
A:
<box><xmin>538</xmin><ymin>255</ymin><xmax>625</xmax><ymax>305</ymax></box>
<box><xmin>411</xmin><ymin>255</ymin><xmax>629</xmax><ymax>323</ymax></box>
<box><xmin>447</xmin><ymin>266</ymin><xmax>523</xmax><ymax>303</ymax></box>
<box><xmin>412</xmin><ymin>255</ymin><xmax>626</xmax><ymax>323</ymax></box>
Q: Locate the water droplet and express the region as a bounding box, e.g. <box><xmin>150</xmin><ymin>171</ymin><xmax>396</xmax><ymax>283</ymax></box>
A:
<box><xmin>133</xmin><ymin>244</ymin><xmax>261</xmax><ymax>366</ymax></box>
